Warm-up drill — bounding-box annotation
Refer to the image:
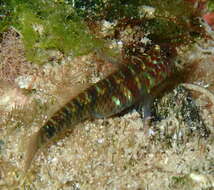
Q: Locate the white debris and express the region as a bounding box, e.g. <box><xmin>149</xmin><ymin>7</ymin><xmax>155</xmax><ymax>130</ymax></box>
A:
<box><xmin>97</xmin><ymin>138</ymin><xmax>105</xmax><ymax>144</ymax></box>
<box><xmin>139</xmin><ymin>5</ymin><xmax>156</xmax><ymax>19</ymax></box>
<box><xmin>141</xmin><ymin>37</ymin><xmax>151</xmax><ymax>45</ymax></box>
<box><xmin>100</xmin><ymin>20</ymin><xmax>117</xmax><ymax>37</ymax></box>
<box><xmin>190</xmin><ymin>173</ymin><xmax>214</xmax><ymax>188</ymax></box>
<box><xmin>15</xmin><ymin>75</ymin><xmax>34</xmax><ymax>89</ymax></box>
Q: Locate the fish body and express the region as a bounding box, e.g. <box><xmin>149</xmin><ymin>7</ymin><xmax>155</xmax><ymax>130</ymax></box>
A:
<box><xmin>25</xmin><ymin>48</ymin><xmax>174</xmax><ymax>170</ymax></box>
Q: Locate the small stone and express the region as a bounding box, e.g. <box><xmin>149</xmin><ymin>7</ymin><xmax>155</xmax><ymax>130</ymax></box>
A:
<box><xmin>97</xmin><ymin>138</ymin><xmax>104</xmax><ymax>144</ymax></box>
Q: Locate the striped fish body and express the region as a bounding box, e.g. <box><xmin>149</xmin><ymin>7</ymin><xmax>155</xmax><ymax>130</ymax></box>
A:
<box><xmin>25</xmin><ymin>49</ymin><xmax>173</xmax><ymax>170</ymax></box>
<box><xmin>91</xmin><ymin>53</ymin><xmax>172</xmax><ymax>118</ymax></box>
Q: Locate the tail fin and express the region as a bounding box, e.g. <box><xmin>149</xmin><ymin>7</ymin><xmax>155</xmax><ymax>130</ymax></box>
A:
<box><xmin>24</xmin><ymin>130</ymin><xmax>42</xmax><ymax>171</ymax></box>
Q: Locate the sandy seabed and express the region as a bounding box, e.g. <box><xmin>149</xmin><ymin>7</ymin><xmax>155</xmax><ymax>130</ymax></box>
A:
<box><xmin>0</xmin><ymin>29</ymin><xmax>213</xmax><ymax>190</ymax></box>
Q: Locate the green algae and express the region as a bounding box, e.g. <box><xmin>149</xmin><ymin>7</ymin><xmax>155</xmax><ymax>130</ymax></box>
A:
<box><xmin>208</xmin><ymin>0</ymin><xmax>214</xmax><ymax>12</ymax></box>
<box><xmin>0</xmin><ymin>0</ymin><xmax>104</xmax><ymax>64</ymax></box>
